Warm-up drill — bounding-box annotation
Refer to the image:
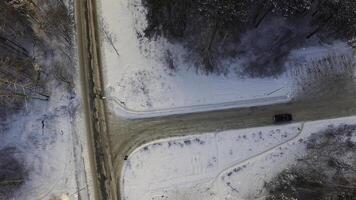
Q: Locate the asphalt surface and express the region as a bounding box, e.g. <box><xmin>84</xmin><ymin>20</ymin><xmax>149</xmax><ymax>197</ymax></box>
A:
<box><xmin>76</xmin><ymin>1</ymin><xmax>356</xmax><ymax>199</ymax></box>
<box><xmin>76</xmin><ymin>0</ymin><xmax>116</xmax><ymax>199</ymax></box>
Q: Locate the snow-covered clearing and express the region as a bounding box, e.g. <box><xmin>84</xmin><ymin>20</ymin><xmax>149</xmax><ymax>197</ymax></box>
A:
<box><xmin>121</xmin><ymin>116</ymin><xmax>356</xmax><ymax>200</ymax></box>
<box><xmin>97</xmin><ymin>0</ymin><xmax>354</xmax><ymax>118</ymax></box>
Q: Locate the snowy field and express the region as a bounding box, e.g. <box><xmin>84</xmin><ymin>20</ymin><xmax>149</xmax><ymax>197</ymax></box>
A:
<box><xmin>121</xmin><ymin>116</ymin><xmax>356</xmax><ymax>200</ymax></box>
<box><xmin>97</xmin><ymin>0</ymin><xmax>354</xmax><ymax>118</ymax></box>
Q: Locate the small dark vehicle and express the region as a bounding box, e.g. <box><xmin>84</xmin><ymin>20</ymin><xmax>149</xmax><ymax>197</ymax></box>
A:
<box><xmin>274</xmin><ymin>113</ymin><xmax>292</xmax><ymax>123</ymax></box>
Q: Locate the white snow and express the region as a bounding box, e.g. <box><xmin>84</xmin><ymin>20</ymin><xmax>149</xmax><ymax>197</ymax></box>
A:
<box><xmin>97</xmin><ymin>0</ymin><xmax>354</xmax><ymax>118</ymax></box>
<box><xmin>97</xmin><ymin>0</ymin><xmax>293</xmax><ymax>118</ymax></box>
<box><xmin>0</xmin><ymin>74</ymin><xmax>95</xmax><ymax>200</ymax></box>
<box><xmin>1</xmin><ymin>35</ymin><xmax>95</xmax><ymax>200</ymax></box>
<box><xmin>287</xmin><ymin>41</ymin><xmax>355</xmax><ymax>79</ymax></box>
<box><xmin>121</xmin><ymin>116</ymin><xmax>356</xmax><ymax>200</ymax></box>
<box><xmin>2</xmin><ymin>85</ymin><xmax>71</xmax><ymax>199</ymax></box>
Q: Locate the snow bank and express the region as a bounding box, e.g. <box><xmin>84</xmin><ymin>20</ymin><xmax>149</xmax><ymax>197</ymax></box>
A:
<box><xmin>121</xmin><ymin>116</ymin><xmax>356</xmax><ymax>200</ymax></box>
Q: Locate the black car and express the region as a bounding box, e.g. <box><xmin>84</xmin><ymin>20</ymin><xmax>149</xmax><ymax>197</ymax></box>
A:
<box><xmin>273</xmin><ymin>113</ymin><xmax>293</xmax><ymax>123</ymax></box>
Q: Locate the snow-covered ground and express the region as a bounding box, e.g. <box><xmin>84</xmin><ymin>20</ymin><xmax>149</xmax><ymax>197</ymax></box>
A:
<box><xmin>1</xmin><ymin>84</ymin><xmax>85</xmax><ymax>199</ymax></box>
<box><xmin>0</xmin><ymin>1</ymin><xmax>95</xmax><ymax>196</ymax></box>
<box><xmin>0</xmin><ymin>71</ymin><xmax>95</xmax><ymax>200</ymax></box>
<box><xmin>121</xmin><ymin>116</ymin><xmax>356</xmax><ymax>200</ymax></box>
<box><xmin>97</xmin><ymin>0</ymin><xmax>354</xmax><ymax>118</ymax></box>
<box><xmin>97</xmin><ymin>0</ymin><xmax>291</xmax><ymax>118</ymax></box>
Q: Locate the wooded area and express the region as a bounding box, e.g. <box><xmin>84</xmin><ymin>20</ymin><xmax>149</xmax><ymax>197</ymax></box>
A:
<box><xmin>0</xmin><ymin>0</ymin><xmax>74</xmax><ymax>121</ymax></box>
<box><xmin>0</xmin><ymin>1</ymin><xmax>74</xmax><ymax>198</ymax></box>
<box><xmin>143</xmin><ymin>0</ymin><xmax>356</xmax><ymax>76</ymax></box>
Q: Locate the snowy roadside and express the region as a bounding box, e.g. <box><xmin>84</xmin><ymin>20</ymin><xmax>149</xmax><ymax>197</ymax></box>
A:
<box><xmin>121</xmin><ymin>116</ymin><xmax>356</xmax><ymax>200</ymax></box>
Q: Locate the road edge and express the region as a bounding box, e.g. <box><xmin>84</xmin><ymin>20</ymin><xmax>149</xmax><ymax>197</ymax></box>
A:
<box><xmin>75</xmin><ymin>0</ymin><xmax>117</xmax><ymax>199</ymax></box>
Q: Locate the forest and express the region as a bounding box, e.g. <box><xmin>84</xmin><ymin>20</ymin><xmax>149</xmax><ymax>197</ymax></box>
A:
<box><xmin>0</xmin><ymin>1</ymin><xmax>74</xmax><ymax>198</ymax></box>
<box><xmin>143</xmin><ymin>0</ymin><xmax>356</xmax><ymax>76</ymax></box>
<box><xmin>0</xmin><ymin>0</ymin><xmax>74</xmax><ymax>122</ymax></box>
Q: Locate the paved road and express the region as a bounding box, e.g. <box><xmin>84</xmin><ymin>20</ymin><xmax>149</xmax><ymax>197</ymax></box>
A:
<box><xmin>75</xmin><ymin>1</ymin><xmax>356</xmax><ymax>200</ymax></box>
<box><xmin>108</xmin><ymin>77</ymin><xmax>356</xmax><ymax>173</ymax></box>
<box><xmin>76</xmin><ymin>0</ymin><xmax>117</xmax><ymax>199</ymax></box>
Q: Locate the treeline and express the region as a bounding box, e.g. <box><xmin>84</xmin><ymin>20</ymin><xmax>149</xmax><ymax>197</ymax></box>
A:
<box><xmin>143</xmin><ymin>0</ymin><xmax>356</xmax><ymax>76</ymax></box>
<box><xmin>0</xmin><ymin>0</ymin><xmax>74</xmax><ymax>120</ymax></box>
